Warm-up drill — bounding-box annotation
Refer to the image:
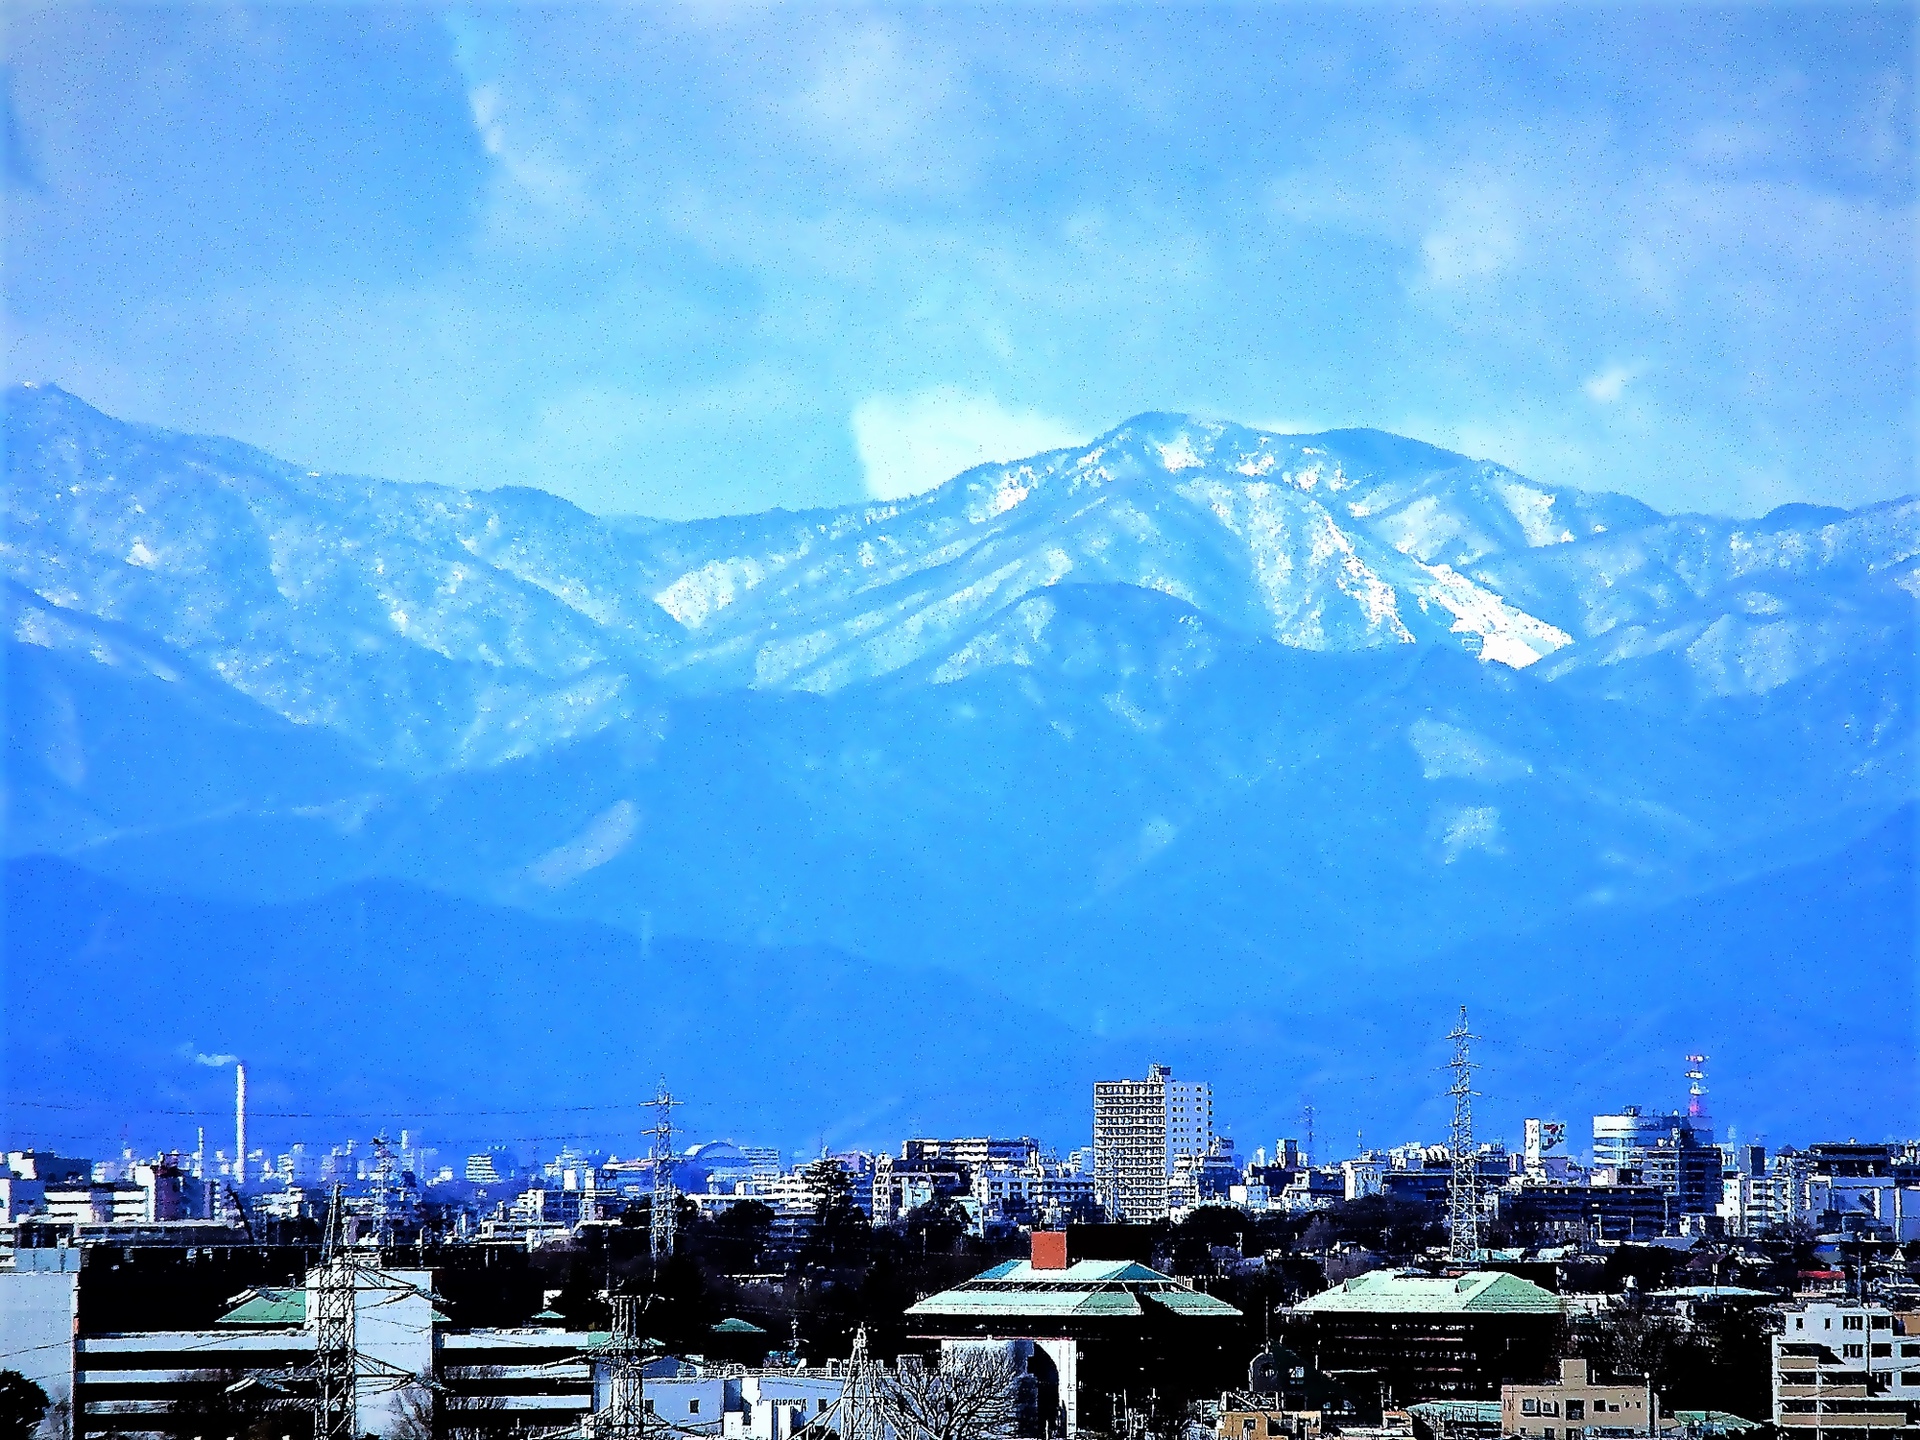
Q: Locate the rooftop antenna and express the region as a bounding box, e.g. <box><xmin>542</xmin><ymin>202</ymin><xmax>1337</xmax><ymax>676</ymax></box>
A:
<box><xmin>1447</xmin><ymin>1006</ymin><xmax>1481</xmax><ymax>1264</ymax></box>
<box><xmin>1302</xmin><ymin>1101</ymin><xmax>1316</xmax><ymax>1169</ymax></box>
<box><xmin>645</xmin><ymin>1080</ymin><xmax>683</xmax><ymax>1261</ymax></box>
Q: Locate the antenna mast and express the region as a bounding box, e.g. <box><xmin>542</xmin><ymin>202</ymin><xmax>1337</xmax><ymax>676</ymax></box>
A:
<box><xmin>1447</xmin><ymin>1007</ymin><xmax>1481</xmax><ymax>1264</ymax></box>
<box><xmin>826</xmin><ymin>1326</ymin><xmax>889</xmax><ymax>1440</ymax></box>
<box><xmin>646</xmin><ymin>1081</ymin><xmax>683</xmax><ymax>1262</ymax></box>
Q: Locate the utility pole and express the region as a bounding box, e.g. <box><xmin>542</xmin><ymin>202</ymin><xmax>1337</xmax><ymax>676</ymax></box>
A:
<box><xmin>645</xmin><ymin>1081</ymin><xmax>683</xmax><ymax>1262</ymax></box>
<box><xmin>1447</xmin><ymin>1007</ymin><xmax>1481</xmax><ymax>1265</ymax></box>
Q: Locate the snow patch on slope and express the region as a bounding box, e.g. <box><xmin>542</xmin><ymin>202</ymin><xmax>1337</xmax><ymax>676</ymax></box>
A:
<box><xmin>656</xmin><ymin>556</ymin><xmax>773</xmax><ymax>630</ymax></box>
<box><xmin>1417</xmin><ymin>563</ymin><xmax>1573</xmax><ymax>668</ymax></box>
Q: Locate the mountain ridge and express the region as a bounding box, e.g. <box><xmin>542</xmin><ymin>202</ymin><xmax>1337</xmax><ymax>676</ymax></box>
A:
<box><xmin>4</xmin><ymin>383</ymin><xmax>1914</xmax><ymax>1144</ymax></box>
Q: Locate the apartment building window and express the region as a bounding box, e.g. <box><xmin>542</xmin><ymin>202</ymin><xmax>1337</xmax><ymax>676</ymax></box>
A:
<box><xmin>1845</xmin><ymin>1315</ymin><xmax>1865</xmax><ymax>1331</ymax></box>
<box><xmin>1873</xmin><ymin>1345</ymin><xmax>1892</xmax><ymax>1358</ymax></box>
<box><xmin>1872</xmin><ymin>1316</ymin><xmax>1892</xmax><ymax>1329</ymax></box>
<box><xmin>688</xmin><ymin>1401</ymin><xmax>700</xmax><ymax>1415</ymax></box>
<box><xmin>1902</xmin><ymin>1344</ymin><xmax>1920</xmax><ymax>1358</ymax></box>
<box><xmin>1844</xmin><ymin>1344</ymin><xmax>1865</xmax><ymax>1359</ymax></box>
<box><xmin>1567</xmin><ymin>1402</ymin><xmax>1585</xmax><ymax>1420</ymax></box>
<box><xmin>1523</xmin><ymin>1401</ymin><xmax>1538</xmax><ymax>1415</ymax></box>
<box><xmin>1903</xmin><ymin>1373</ymin><xmax>1920</xmax><ymax>1386</ymax></box>
<box><xmin>1795</xmin><ymin>1317</ymin><xmax>1805</xmax><ymax>1330</ymax></box>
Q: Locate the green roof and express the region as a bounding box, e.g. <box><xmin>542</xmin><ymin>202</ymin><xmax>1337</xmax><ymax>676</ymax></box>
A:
<box><xmin>906</xmin><ymin>1258</ymin><xmax>1240</xmax><ymax>1321</ymax></box>
<box><xmin>1294</xmin><ymin>1269</ymin><xmax>1562</xmax><ymax>1317</ymax></box>
<box><xmin>218</xmin><ymin>1289</ymin><xmax>306</xmax><ymax>1326</ymax></box>
<box><xmin>219</xmin><ymin>1288</ymin><xmax>451</xmax><ymax>1327</ymax></box>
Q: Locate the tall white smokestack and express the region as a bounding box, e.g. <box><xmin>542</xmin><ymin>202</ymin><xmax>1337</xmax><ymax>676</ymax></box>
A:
<box><xmin>235</xmin><ymin>1062</ymin><xmax>247</xmax><ymax>1186</ymax></box>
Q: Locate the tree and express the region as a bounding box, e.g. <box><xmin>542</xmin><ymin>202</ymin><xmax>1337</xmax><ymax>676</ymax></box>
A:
<box><xmin>705</xmin><ymin>1199</ymin><xmax>776</xmax><ymax>1271</ymax></box>
<box><xmin>387</xmin><ymin>1382</ymin><xmax>435</xmax><ymax>1440</ymax></box>
<box><xmin>800</xmin><ymin>1158</ymin><xmax>871</xmax><ymax>1270</ymax></box>
<box><xmin>0</xmin><ymin>1373</ymin><xmax>49</xmax><ymax>1440</ymax></box>
<box><xmin>881</xmin><ymin>1350</ymin><xmax>1020</xmax><ymax>1440</ymax></box>
<box><xmin>901</xmin><ymin>1198</ymin><xmax>971</xmax><ymax>1256</ymax></box>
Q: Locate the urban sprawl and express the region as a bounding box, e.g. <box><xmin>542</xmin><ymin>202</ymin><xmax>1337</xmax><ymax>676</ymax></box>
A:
<box><xmin>4</xmin><ymin>1042</ymin><xmax>1918</xmax><ymax>1440</ymax></box>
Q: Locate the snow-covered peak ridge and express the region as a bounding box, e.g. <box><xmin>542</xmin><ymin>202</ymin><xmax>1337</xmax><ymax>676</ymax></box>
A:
<box><xmin>930</xmin><ymin>411</ymin><xmax>1651</xmax><ymax>574</ymax></box>
<box><xmin>7</xmin><ymin>384</ymin><xmax>1912</xmax><ymax>738</ymax></box>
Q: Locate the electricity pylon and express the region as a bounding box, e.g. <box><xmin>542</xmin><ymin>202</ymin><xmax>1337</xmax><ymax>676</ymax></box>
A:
<box><xmin>237</xmin><ymin>1185</ymin><xmax>436</xmax><ymax>1440</ymax></box>
<box><xmin>645</xmin><ymin>1082</ymin><xmax>683</xmax><ymax>1261</ymax></box>
<box><xmin>587</xmin><ymin>1295</ymin><xmax>655</xmax><ymax>1440</ymax></box>
<box><xmin>1447</xmin><ymin>1007</ymin><xmax>1481</xmax><ymax>1264</ymax></box>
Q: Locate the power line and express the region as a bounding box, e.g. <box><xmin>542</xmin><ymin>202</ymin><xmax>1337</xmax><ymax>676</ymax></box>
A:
<box><xmin>9</xmin><ymin>1099</ymin><xmax>658</xmax><ymax>1119</ymax></box>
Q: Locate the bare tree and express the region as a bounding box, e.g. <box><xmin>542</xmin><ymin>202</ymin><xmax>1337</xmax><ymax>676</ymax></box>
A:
<box><xmin>387</xmin><ymin>1383</ymin><xmax>436</xmax><ymax>1440</ymax></box>
<box><xmin>880</xmin><ymin>1350</ymin><xmax>1020</xmax><ymax>1440</ymax></box>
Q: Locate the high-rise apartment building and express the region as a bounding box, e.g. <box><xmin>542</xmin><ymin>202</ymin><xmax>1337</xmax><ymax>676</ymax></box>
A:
<box><xmin>1092</xmin><ymin>1063</ymin><xmax>1213</xmax><ymax>1221</ymax></box>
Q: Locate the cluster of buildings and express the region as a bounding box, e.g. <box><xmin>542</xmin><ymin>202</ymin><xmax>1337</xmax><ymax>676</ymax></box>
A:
<box><xmin>11</xmin><ymin>1055</ymin><xmax>1913</xmax><ymax>1255</ymax></box>
<box><xmin>8</xmin><ymin>1219</ymin><xmax>1920</xmax><ymax>1440</ymax></box>
<box><xmin>1085</xmin><ymin>1063</ymin><xmax>1920</xmax><ymax>1246</ymax></box>
<box><xmin>6</xmin><ymin>1055</ymin><xmax>1919</xmax><ymax>1439</ymax></box>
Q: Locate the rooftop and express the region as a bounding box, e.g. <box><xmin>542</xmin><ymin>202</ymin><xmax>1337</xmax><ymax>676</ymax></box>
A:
<box><xmin>218</xmin><ymin>1288</ymin><xmax>305</xmax><ymax>1326</ymax></box>
<box><xmin>906</xmin><ymin>1258</ymin><xmax>1241</xmax><ymax>1321</ymax></box>
<box><xmin>1293</xmin><ymin>1270</ymin><xmax>1562</xmax><ymax>1317</ymax></box>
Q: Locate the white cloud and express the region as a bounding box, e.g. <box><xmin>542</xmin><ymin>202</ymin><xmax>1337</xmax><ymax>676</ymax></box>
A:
<box><xmin>1583</xmin><ymin>364</ymin><xmax>1639</xmax><ymax>405</ymax></box>
<box><xmin>851</xmin><ymin>387</ymin><xmax>1084</xmax><ymax>501</ymax></box>
<box><xmin>1418</xmin><ymin>187</ymin><xmax>1524</xmax><ymax>289</ymax></box>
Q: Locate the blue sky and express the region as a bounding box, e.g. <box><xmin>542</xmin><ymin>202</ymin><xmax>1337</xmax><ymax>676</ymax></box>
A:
<box><xmin>7</xmin><ymin>4</ymin><xmax>1913</xmax><ymax>519</ymax></box>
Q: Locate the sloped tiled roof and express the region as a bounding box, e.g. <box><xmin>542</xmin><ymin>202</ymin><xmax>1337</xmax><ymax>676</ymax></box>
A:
<box><xmin>1294</xmin><ymin>1269</ymin><xmax>1561</xmax><ymax>1316</ymax></box>
<box><xmin>906</xmin><ymin>1258</ymin><xmax>1240</xmax><ymax>1321</ymax></box>
<box><xmin>218</xmin><ymin>1289</ymin><xmax>306</xmax><ymax>1326</ymax></box>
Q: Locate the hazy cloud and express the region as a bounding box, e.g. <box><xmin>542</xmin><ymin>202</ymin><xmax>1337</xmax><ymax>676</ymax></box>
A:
<box><xmin>852</xmin><ymin>388</ymin><xmax>1084</xmax><ymax>500</ymax></box>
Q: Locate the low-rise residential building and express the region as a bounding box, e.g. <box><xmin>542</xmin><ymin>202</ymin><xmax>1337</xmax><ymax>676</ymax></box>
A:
<box><xmin>1501</xmin><ymin>1358</ymin><xmax>1668</xmax><ymax>1438</ymax></box>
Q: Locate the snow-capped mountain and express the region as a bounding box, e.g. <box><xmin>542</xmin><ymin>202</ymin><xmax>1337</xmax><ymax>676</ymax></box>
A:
<box><xmin>5</xmin><ymin>384</ymin><xmax>1915</xmax><ymax>1142</ymax></box>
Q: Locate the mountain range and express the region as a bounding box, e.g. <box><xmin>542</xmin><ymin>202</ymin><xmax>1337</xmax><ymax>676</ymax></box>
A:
<box><xmin>4</xmin><ymin>383</ymin><xmax>1915</xmax><ymax>1156</ymax></box>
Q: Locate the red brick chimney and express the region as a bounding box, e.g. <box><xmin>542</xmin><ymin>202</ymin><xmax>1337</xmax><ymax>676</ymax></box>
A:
<box><xmin>1030</xmin><ymin>1231</ymin><xmax>1069</xmax><ymax>1270</ymax></box>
